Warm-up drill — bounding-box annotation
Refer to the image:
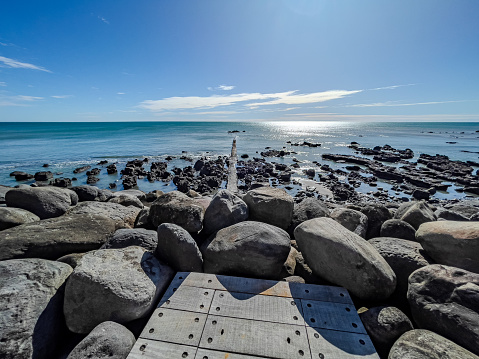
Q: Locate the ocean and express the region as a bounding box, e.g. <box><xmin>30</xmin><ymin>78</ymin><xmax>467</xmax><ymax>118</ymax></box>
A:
<box><xmin>1</xmin><ymin>121</ymin><xmax>478</xmax><ymax>200</ymax></box>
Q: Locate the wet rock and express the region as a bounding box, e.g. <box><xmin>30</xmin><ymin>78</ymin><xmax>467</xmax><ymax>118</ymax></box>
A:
<box><xmin>330</xmin><ymin>207</ymin><xmax>368</xmax><ymax>238</ymax></box>
<box><xmin>73</xmin><ymin>165</ymin><xmax>91</xmax><ymax>174</ymax></box>
<box><xmin>389</xmin><ymin>330</ymin><xmax>479</xmax><ymax>359</ymax></box>
<box><xmin>50</xmin><ymin>177</ymin><xmax>73</xmax><ymax>187</ymax></box>
<box><xmin>380</xmin><ymin>219</ymin><xmax>416</xmax><ymax>241</ymax></box>
<box><xmin>369</xmin><ymin>237</ymin><xmax>433</xmax><ymax>300</ymax></box>
<box><xmin>0</xmin><ymin>207</ymin><xmax>40</xmax><ymax>230</ymax></box>
<box><xmin>6</xmin><ymin>186</ymin><xmax>78</xmax><ymax>219</ymax></box>
<box><xmin>394</xmin><ymin>200</ymin><xmax>436</xmax><ymax>229</ymax></box>
<box><xmin>295</xmin><ymin>217</ymin><xmax>396</xmax><ymax>300</ymax></box>
<box><xmin>101</xmin><ymin>228</ymin><xmax>158</xmax><ymax>251</ymax></box>
<box><xmin>203</xmin><ymin>189</ymin><xmax>248</xmax><ymax>235</ymax></box>
<box><xmin>0</xmin><ymin>259</ymin><xmax>73</xmax><ymax>359</ymax></box>
<box><xmin>408</xmin><ymin>264</ymin><xmax>479</xmax><ymax>355</ymax></box>
<box><xmin>416</xmin><ymin>221</ymin><xmax>479</xmax><ymax>272</ymax></box>
<box><xmin>67</xmin><ymin>201</ymin><xmax>141</xmax><ymax>228</ymax></box>
<box><xmin>359</xmin><ymin>306</ymin><xmax>413</xmax><ymax>357</ymax></box>
<box><xmin>13</xmin><ymin>171</ymin><xmax>34</xmax><ymax>181</ymax></box>
<box><xmin>148</xmin><ymin>191</ymin><xmax>205</xmax><ymax>233</ymax></box>
<box><xmin>64</xmin><ymin>246</ymin><xmax>174</xmax><ymax>334</ymax></box>
<box><xmin>156</xmin><ymin>223</ymin><xmax>203</xmax><ymax>272</ymax></box>
<box><xmin>34</xmin><ymin>171</ymin><xmax>53</xmax><ymax>181</ymax></box>
<box><xmin>66</xmin><ymin>321</ymin><xmax>135</xmax><ymax>359</ymax></box>
<box><xmin>202</xmin><ymin>221</ymin><xmax>291</xmax><ymax>279</ymax></box>
<box><xmin>0</xmin><ymin>213</ymin><xmax>117</xmax><ymax>261</ymax></box>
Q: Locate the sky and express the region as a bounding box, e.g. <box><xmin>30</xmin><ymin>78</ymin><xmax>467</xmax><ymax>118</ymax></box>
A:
<box><xmin>1</xmin><ymin>0</ymin><xmax>479</xmax><ymax>122</ymax></box>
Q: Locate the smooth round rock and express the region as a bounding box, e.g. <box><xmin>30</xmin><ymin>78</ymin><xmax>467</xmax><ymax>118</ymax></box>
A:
<box><xmin>394</xmin><ymin>200</ymin><xmax>436</xmax><ymax>229</ymax></box>
<box><xmin>359</xmin><ymin>203</ymin><xmax>392</xmax><ymax>239</ymax></box>
<box><xmin>203</xmin><ymin>189</ymin><xmax>248</xmax><ymax>235</ymax></box>
<box><xmin>380</xmin><ymin>219</ymin><xmax>416</xmax><ymax>241</ymax></box>
<box><xmin>67</xmin><ymin>201</ymin><xmax>141</xmax><ymax>228</ymax></box>
<box><xmin>294</xmin><ymin>217</ymin><xmax>396</xmax><ymax>300</ymax></box>
<box><xmin>290</xmin><ymin>197</ymin><xmax>330</xmax><ymax>231</ymax></box>
<box><xmin>101</xmin><ymin>228</ymin><xmax>158</xmax><ymax>251</ymax></box>
<box><xmin>330</xmin><ymin>207</ymin><xmax>368</xmax><ymax>238</ymax></box>
<box><xmin>0</xmin><ymin>207</ymin><xmax>39</xmax><ymax>230</ymax></box>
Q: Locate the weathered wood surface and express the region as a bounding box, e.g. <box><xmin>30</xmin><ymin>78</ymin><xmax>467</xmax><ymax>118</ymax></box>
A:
<box><xmin>226</xmin><ymin>138</ymin><xmax>238</xmax><ymax>193</ymax></box>
<box><xmin>170</xmin><ymin>272</ymin><xmax>353</xmax><ymax>304</ymax></box>
<box><xmin>127</xmin><ymin>272</ymin><xmax>379</xmax><ymax>359</ymax></box>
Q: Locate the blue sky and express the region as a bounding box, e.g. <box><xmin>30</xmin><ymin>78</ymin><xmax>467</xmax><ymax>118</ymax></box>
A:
<box><xmin>1</xmin><ymin>0</ymin><xmax>478</xmax><ymax>122</ymax></box>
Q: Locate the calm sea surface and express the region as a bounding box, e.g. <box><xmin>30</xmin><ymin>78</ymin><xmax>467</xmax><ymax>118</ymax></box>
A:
<box><xmin>1</xmin><ymin>121</ymin><xmax>478</xmax><ymax>199</ymax></box>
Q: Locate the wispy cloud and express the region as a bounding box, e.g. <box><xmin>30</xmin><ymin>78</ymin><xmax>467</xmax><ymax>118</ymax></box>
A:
<box><xmin>117</xmin><ymin>92</ymin><xmax>125</xmax><ymax>95</ymax></box>
<box><xmin>139</xmin><ymin>89</ymin><xmax>361</xmax><ymax>112</ymax></box>
<box><xmin>369</xmin><ymin>84</ymin><xmax>416</xmax><ymax>91</ymax></box>
<box><xmin>349</xmin><ymin>100</ymin><xmax>470</xmax><ymax>108</ymax></box>
<box><xmin>0</xmin><ymin>81</ymin><xmax>6</xmax><ymax>86</ymax></box>
<box><xmin>98</xmin><ymin>16</ymin><xmax>110</xmax><ymax>24</ymax></box>
<box><xmin>0</xmin><ymin>95</ymin><xmax>44</xmax><ymax>106</ymax></box>
<box><xmin>208</xmin><ymin>84</ymin><xmax>236</xmax><ymax>91</ymax></box>
<box><xmin>0</xmin><ymin>56</ymin><xmax>51</xmax><ymax>72</ymax></box>
<box><xmin>51</xmin><ymin>95</ymin><xmax>73</xmax><ymax>99</ymax></box>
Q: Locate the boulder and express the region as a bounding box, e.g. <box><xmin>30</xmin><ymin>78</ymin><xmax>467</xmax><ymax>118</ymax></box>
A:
<box><xmin>289</xmin><ymin>197</ymin><xmax>330</xmax><ymax>231</ymax></box>
<box><xmin>56</xmin><ymin>252</ymin><xmax>90</xmax><ymax>269</ymax></box>
<box><xmin>0</xmin><ymin>185</ymin><xmax>11</xmax><ymax>204</ymax></box>
<box><xmin>0</xmin><ymin>259</ymin><xmax>73</xmax><ymax>359</ymax></box>
<box><xmin>34</xmin><ymin>171</ymin><xmax>53</xmax><ymax>182</ymax></box>
<box><xmin>156</xmin><ymin>223</ymin><xmax>203</xmax><ymax>272</ymax></box>
<box><xmin>389</xmin><ymin>330</ymin><xmax>479</xmax><ymax>359</ymax></box>
<box><xmin>394</xmin><ymin>200</ymin><xmax>436</xmax><ymax>229</ymax></box>
<box><xmin>114</xmin><ymin>189</ymin><xmax>146</xmax><ymax>202</ymax></box>
<box><xmin>134</xmin><ymin>207</ymin><xmax>151</xmax><ymax>229</ymax></box>
<box><xmin>447</xmin><ymin>203</ymin><xmax>479</xmax><ymax>219</ymax></box>
<box><xmin>407</xmin><ymin>264</ymin><xmax>479</xmax><ymax>355</ymax></box>
<box><xmin>71</xmin><ymin>185</ymin><xmax>112</xmax><ymax>202</ymax></box>
<box><xmin>67</xmin><ymin>201</ymin><xmax>141</xmax><ymax>228</ymax></box>
<box><xmin>359</xmin><ymin>203</ymin><xmax>392</xmax><ymax>239</ymax></box>
<box><xmin>202</xmin><ymin>221</ymin><xmax>291</xmax><ymax>279</ymax></box>
<box><xmin>108</xmin><ymin>194</ymin><xmax>144</xmax><ymax>208</ymax></box>
<box><xmin>148</xmin><ymin>191</ymin><xmax>204</xmax><ymax>233</ymax></box>
<box><xmin>435</xmin><ymin>208</ymin><xmax>470</xmax><ymax>221</ymax></box>
<box><xmin>416</xmin><ymin>221</ymin><xmax>479</xmax><ymax>272</ymax></box>
<box><xmin>66</xmin><ymin>321</ymin><xmax>135</xmax><ymax>359</ymax></box>
<box><xmin>0</xmin><ymin>213</ymin><xmax>117</xmax><ymax>261</ymax></box>
<box><xmin>359</xmin><ymin>306</ymin><xmax>413</xmax><ymax>357</ymax></box>
<box><xmin>294</xmin><ymin>217</ymin><xmax>396</xmax><ymax>300</ymax></box>
<box><xmin>243</xmin><ymin>186</ymin><xmax>294</xmax><ymax>230</ymax></box>
<box><xmin>64</xmin><ymin>246</ymin><xmax>174</xmax><ymax>334</ymax></box>
<box><xmin>0</xmin><ymin>207</ymin><xmax>40</xmax><ymax>230</ymax></box>
<box><xmin>369</xmin><ymin>237</ymin><xmax>433</xmax><ymax>300</ymax></box>
<box><xmin>330</xmin><ymin>207</ymin><xmax>368</xmax><ymax>238</ymax></box>
<box><xmin>202</xmin><ymin>189</ymin><xmax>248</xmax><ymax>235</ymax></box>
<box><xmin>379</xmin><ymin>219</ymin><xmax>416</xmax><ymax>241</ymax></box>
<box><xmin>280</xmin><ymin>246</ymin><xmax>298</xmax><ymax>278</ymax></box>
<box><xmin>5</xmin><ymin>186</ymin><xmax>78</xmax><ymax>219</ymax></box>
<box><xmin>101</xmin><ymin>228</ymin><xmax>158</xmax><ymax>251</ymax></box>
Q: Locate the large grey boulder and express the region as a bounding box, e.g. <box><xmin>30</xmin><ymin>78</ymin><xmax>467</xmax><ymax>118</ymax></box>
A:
<box><xmin>435</xmin><ymin>207</ymin><xmax>471</xmax><ymax>221</ymax></box>
<box><xmin>243</xmin><ymin>187</ymin><xmax>294</xmax><ymax>230</ymax></box>
<box><xmin>108</xmin><ymin>194</ymin><xmax>144</xmax><ymax>208</ymax></box>
<box><xmin>71</xmin><ymin>185</ymin><xmax>112</xmax><ymax>202</ymax></box>
<box><xmin>359</xmin><ymin>203</ymin><xmax>392</xmax><ymax>239</ymax></box>
<box><xmin>202</xmin><ymin>221</ymin><xmax>291</xmax><ymax>279</ymax></box>
<box><xmin>416</xmin><ymin>221</ymin><xmax>479</xmax><ymax>272</ymax></box>
<box><xmin>101</xmin><ymin>228</ymin><xmax>157</xmax><ymax>251</ymax></box>
<box><xmin>294</xmin><ymin>217</ymin><xmax>396</xmax><ymax>300</ymax></box>
<box><xmin>0</xmin><ymin>185</ymin><xmax>11</xmax><ymax>204</ymax></box>
<box><xmin>369</xmin><ymin>237</ymin><xmax>433</xmax><ymax>299</ymax></box>
<box><xmin>290</xmin><ymin>197</ymin><xmax>330</xmax><ymax>231</ymax></box>
<box><xmin>0</xmin><ymin>207</ymin><xmax>39</xmax><ymax>230</ymax></box>
<box><xmin>148</xmin><ymin>191</ymin><xmax>204</xmax><ymax>233</ymax></box>
<box><xmin>330</xmin><ymin>207</ymin><xmax>368</xmax><ymax>238</ymax></box>
<box><xmin>202</xmin><ymin>189</ymin><xmax>248</xmax><ymax>235</ymax></box>
<box><xmin>66</xmin><ymin>321</ymin><xmax>135</xmax><ymax>359</ymax></box>
<box><xmin>156</xmin><ymin>223</ymin><xmax>203</xmax><ymax>272</ymax></box>
<box><xmin>379</xmin><ymin>219</ymin><xmax>416</xmax><ymax>241</ymax></box>
<box><xmin>389</xmin><ymin>330</ymin><xmax>479</xmax><ymax>359</ymax></box>
<box><xmin>407</xmin><ymin>264</ymin><xmax>479</xmax><ymax>355</ymax></box>
<box><xmin>0</xmin><ymin>259</ymin><xmax>73</xmax><ymax>359</ymax></box>
<box><xmin>0</xmin><ymin>213</ymin><xmax>117</xmax><ymax>261</ymax></box>
<box><xmin>67</xmin><ymin>201</ymin><xmax>141</xmax><ymax>228</ymax></box>
<box><xmin>64</xmin><ymin>246</ymin><xmax>174</xmax><ymax>334</ymax></box>
<box><xmin>5</xmin><ymin>186</ymin><xmax>78</xmax><ymax>219</ymax></box>
<box><xmin>446</xmin><ymin>203</ymin><xmax>479</xmax><ymax>219</ymax></box>
<box><xmin>359</xmin><ymin>306</ymin><xmax>413</xmax><ymax>357</ymax></box>
<box><xmin>394</xmin><ymin>200</ymin><xmax>436</xmax><ymax>229</ymax></box>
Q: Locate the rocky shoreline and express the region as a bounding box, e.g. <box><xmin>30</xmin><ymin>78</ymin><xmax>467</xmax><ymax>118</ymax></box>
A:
<box><xmin>0</xmin><ymin>144</ymin><xmax>478</xmax><ymax>359</ymax></box>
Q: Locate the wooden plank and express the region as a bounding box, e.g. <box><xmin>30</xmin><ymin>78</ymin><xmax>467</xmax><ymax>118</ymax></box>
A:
<box><xmin>199</xmin><ymin>315</ymin><xmax>311</xmax><ymax>359</ymax></box>
<box><xmin>177</xmin><ymin>272</ymin><xmax>353</xmax><ymax>304</ymax></box>
<box><xmin>226</xmin><ymin>138</ymin><xmax>238</xmax><ymax>193</ymax></box>
<box><xmin>139</xmin><ymin>308</ymin><xmax>207</xmax><ymax>347</ymax></box>
<box><xmin>209</xmin><ymin>290</ymin><xmax>305</xmax><ymax>325</ymax></box>
<box><xmin>306</xmin><ymin>327</ymin><xmax>380</xmax><ymax>359</ymax></box>
<box><xmin>159</xmin><ymin>285</ymin><xmax>215</xmax><ymax>314</ymax></box>
<box><xmin>127</xmin><ymin>340</ymin><xmax>197</xmax><ymax>359</ymax></box>
<box><xmin>301</xmin><ymin>300</ymin><xmax>366</xmax><ymax>334</ymax></box>
<box><xmin>195</xmin><ymin>348</ymin><xmax>274</xmax><ymax>359</ymax></box>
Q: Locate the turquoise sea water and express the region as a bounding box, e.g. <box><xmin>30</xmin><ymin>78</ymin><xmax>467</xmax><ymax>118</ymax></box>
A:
<box><xmin>1</xmin><ymin>121</ymin><xmax>478</xmax><ymax>199</ymax></box>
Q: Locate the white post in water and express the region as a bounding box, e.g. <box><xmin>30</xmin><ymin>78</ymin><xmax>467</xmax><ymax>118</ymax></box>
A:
<box><xmin>226</xmin><ymin>137</ymin><xmax>238</xmax><ymax>193</ymax></box>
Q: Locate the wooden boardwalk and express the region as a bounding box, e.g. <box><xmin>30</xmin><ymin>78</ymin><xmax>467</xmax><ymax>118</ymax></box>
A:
<box><xmin>127</xmin><ymin>272</ymin><xmax>379</xmax><ymax>359</ymax></box>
